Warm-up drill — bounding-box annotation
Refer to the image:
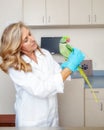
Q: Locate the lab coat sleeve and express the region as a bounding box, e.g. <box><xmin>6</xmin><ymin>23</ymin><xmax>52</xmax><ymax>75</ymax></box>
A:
<box><xmin>8</xmin><ymin>67</ymin><xmax>64</xmax><ymax>98</ymax></box>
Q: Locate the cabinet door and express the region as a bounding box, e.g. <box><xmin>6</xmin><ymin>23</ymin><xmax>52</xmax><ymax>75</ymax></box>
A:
<box><xmin>0</xmin><ymin>0</ymin><xmax>22</xmax><ymax>32</ymax></box>
<box><xmin>58</xmin><ymin>78</ymin><xmax>84</xmax><ymax>127</ymax></box>
<box><xmin>23</xmin><ymin>0</ymin><xmax>69</xmax><ymax>26</ymax></box>
<box><xmin>92</xmin><ymin>0</ymin><xmax>104</xmax><ymax>24</ymax></box>
<box><xmin>85</xmin><ymin>88</ymin><xmax>104</xmax><ymax>127</ymax></box>
<box><xmin>85</xmin><ymin>99</ymin><xmax>104</xmax><ymax>127</ymax></box>
<box><xmin>23</xmin><ymin>0</ymin><xmax>46</xmax><ymax>25</ymax></box>
<box><xmin>70</xmin><ymin>0</ymin><xmax>91</xmax><ymax>25</ymax></box>
<box><xmin>46</xmin><ymin>0</ymin><xmax>69</xmax><ymax>25</ymax></box>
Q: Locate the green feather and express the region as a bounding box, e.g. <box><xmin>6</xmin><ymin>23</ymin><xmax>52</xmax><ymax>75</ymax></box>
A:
<box><xmin>59</xmin><ymin>43</ymin><xmax>71</xmax><ymax>60</ymax></box>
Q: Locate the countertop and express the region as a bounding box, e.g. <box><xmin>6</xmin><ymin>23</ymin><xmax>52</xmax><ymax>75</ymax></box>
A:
<box><xmin>84</xmin><ymin>76</ymin><xmax>104</xmax><ymax>88</ymax></box>
<box><xmin>0</xmin><ymin>127</ymin><xmax>104</xmax><ymax>130</ymax></box>
<box><xmin>71</xmin><ymin>70</ymin><xmax>104</xmax><ymax>88</ymax></box>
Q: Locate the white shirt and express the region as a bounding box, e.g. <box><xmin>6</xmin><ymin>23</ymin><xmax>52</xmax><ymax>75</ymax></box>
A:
<box><xmin>8</xmin><ymin>49</ymin><xmax>64</xmax><ymax>127</ymax></box>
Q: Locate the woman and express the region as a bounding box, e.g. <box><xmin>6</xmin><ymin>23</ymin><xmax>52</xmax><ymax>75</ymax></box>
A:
<box><xmin>0</xmin><ymin>22</ymin><xmax>85</xmax><ymax>127</ymax></box>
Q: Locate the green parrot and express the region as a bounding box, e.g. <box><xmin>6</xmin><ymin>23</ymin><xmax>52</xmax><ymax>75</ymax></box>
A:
<box><xmin>59</xmin><ymin>36</ymin><xmax>99</xmax><ymax>103</ymax></box>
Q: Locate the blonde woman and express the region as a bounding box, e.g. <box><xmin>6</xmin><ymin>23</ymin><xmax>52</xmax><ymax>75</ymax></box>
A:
<box><xmin>0</xmin><ymin>22</ymin><xmax>85</xmax><ymax>127</ymax></box>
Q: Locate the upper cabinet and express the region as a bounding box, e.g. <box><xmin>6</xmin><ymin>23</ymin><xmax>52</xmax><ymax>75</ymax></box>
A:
<box><xmin>0</xmin><ymin>0</ymin><xmax>22</xmax><ymax>24</ymax></box>
<box><xmin>23</xmin><ymin>0</ymin><xmax>69</xmax><ymax>26</ymax></box>
<box><xmin>23</xmin><ymin>0</ymin><xmax>104</xmax><ymax>26</ymax></box>
<box><xmin>70</xmin><ymin>0</ymin><xmax>91</xmax><ymax>25</ymax></box>
<box><xmin>70</xmin><ymin>0</ymin><xmax>104</xmax><ymax>25</ymax></box>
<box><xmin>23</xmin><ymin>0</ymin><xmax>46</xmax><ymax>25</ymax></box>
<box><xmin>0</xmin><ymin>0</ymin><xmax>22</xmax><ymax>35</ymax></box>
<box><xmin>92</xmin><ymin>0</ymin><xmax>104</xmax><ymax>24</ymax></box>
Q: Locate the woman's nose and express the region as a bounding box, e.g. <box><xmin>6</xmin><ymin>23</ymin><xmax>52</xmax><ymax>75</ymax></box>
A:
<box><xmin>29</xmin><ymin>36</ymin><xmax>34</xmax><ymax>41</ymax></box>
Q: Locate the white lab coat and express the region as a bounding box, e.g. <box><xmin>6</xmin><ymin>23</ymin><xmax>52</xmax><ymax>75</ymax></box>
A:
<box><xmin>8</xmin><ymin>49</ymin><xmax>64</xmax><ymax>127</ymax></box>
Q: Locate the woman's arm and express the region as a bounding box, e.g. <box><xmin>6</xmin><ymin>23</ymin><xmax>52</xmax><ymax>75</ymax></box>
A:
<box><xmin>61</xmin><ymin>68</ymin><xmax>72</xmax><ymax>81</ymax></box>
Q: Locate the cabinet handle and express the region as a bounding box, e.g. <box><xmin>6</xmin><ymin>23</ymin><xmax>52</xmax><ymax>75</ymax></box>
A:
<box><xmin>100</xmin><ymin>102</ymin><xmax>103</xmax><ymax>111</ymax></box>
<box><xmin>91</xmin><ymin>90</ymin><xmax>99</xmax><ymax>93</ymax></box>
<box><xmin>42</xmin><ymin>16</ymin><xmax>45</xmax><ymax>23</ymax></box>
<box><xmin>94</xmin><ymin>15</ymin><xmax>96</xmax><ymax>23</ymax></box>
<box><xmin>48</xmin><ymin>16</ymin><xmax>51</xmax><ymax>23</ymax></box>
<box><xmin>88</xmin><ymin>15</ymin><xmax>91</xmax><ymax>23</ymax></box>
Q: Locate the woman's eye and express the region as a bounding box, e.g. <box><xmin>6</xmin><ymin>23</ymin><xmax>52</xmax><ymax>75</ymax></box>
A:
<box><xmin>29</xmin><ymin>32</ymin><xmax>31</xmax><ymax>36</ymax></box>
<box><xmin>24</xmin><ymin>38</ymin><xmax>28</xmax><ymax>43</ymax></box>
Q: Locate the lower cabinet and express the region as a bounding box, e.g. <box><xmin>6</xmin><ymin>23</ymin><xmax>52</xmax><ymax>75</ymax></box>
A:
<box><xmin>58</xmin><ymin>78</ymin><xmax>84</xmax><ymax>127</ymax></box>
<box><xmin>85</xmin><ymin>88</ymin><xmax>104</xmax><ymax>127</ymax></box>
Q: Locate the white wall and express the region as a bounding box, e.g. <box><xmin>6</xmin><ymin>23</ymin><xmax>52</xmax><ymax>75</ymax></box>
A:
<box><xmin>0</xmin><ymin>0</ymin><xmax>22</xmax><ymax>36</ymax></box>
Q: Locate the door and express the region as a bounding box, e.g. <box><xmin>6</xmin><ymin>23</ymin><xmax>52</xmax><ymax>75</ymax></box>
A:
<box><xmin>46</xmin><ymin>0</ymin><xmax>69</xmax><ymax>25</ymax></box>
<box><xmin>85</xmin><ymin>88</ymin><xmax>104</xmax><ymax>127</ymax></box>
<box><xmin>23</xmin><ymin>0</ymin><xmax>46</xmax><ymax>25</ymax></box>
<box><xmin>70</xmin><ymin>0</ymin><xmax>91</xmax><ymax>25</ymax></box>
<box><xmin>58</xmin><ymin>79</ymin><xmax>84</xmax><ymax>127</ymax></box>
<box><xmin>92</xmin><ymin>0</ymin><xmax>104</xmax><ymax>24</ymax></box>
<box><xmin>85</xmin><ymin>99</ymin><xmax>104</xmax><ymax>126</ymax></box>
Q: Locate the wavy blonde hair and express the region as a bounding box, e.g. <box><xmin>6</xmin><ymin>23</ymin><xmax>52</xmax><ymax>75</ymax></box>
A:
<box><xmin>0</xmin><ymin>21</ymin><xmax>42</xmax><ymax>73</ymax></box>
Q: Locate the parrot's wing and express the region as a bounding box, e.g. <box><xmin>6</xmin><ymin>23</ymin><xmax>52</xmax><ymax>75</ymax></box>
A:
<box><xmin>66</xmin><ymin>44</ymin><xmax>73</xmax><ymax>52</ymax></box>
<box><xmin>59</xmin><ymin>43</ymin><xmax>72</xmax><ymax>60</ymax></box>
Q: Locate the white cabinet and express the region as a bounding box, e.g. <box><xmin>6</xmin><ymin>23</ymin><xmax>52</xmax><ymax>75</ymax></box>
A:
<box><xmin>46</xmin><ymin>0</ymin><xmax>69</xmax><ymax>25</ymax></box>
<box><xmin>92</xmin><ymin>0</ymin><xmax>104</xmax><ymax>24</ymax></box>
<box><xmin>70</xmin><ymin>0</ymin><xmax>91</xmax><ymax>25</ymax></box>
<box><xmin>58</xmin><ymin>78</ymin><xmax>84</xmax><ymax>127</ymax></box>
<box><xmin>0</xmin><ymin>0</ymin><xmax>22</xmax><ymax>33</ymax></box>
<box><xmin>23</xmin><ymin>0</ymin><xmax>45</xmax><ymax>26</ymax></box>
<box><xmin>23</xmin><ymin>0</ymin><xmax>69</xmax><ymax>26</ymax></box>
<box><xmin>70</xmin><ymin>0</ymin><xmax>104</xmax><ymax>25</ymax></box>
<box><xmin>85</xmin><ymin>88</ymin><xmax>104</xmax><ymax>127</ymax></box>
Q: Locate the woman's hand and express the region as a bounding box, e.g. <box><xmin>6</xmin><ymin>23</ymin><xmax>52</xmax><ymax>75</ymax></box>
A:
<box><xmin>61</xmin><ymin>48</ymin><xmax>85</xmax><ymax>72</ymax></box>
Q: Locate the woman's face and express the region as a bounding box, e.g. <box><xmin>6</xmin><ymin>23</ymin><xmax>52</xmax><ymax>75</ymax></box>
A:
<box><xmin>21</xmin><ymin>27</ymin><xmax>38</xmax><ymax>55</ymax></box>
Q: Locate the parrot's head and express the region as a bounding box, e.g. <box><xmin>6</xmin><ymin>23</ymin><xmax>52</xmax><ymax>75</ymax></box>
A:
<box><xmin>60</xmin><ymin>36</ymin><xmax>70</xmax><ymax>44</ymax></box>
<box><xmin>59</xmin><ymin>36</ymin><xmax>72</xmax><ymax>60</ymax></box>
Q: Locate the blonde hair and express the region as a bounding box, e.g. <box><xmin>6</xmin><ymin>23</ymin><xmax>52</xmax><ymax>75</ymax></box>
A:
<box><xmin>0</xmin><ymin>21</ymin><xmax>41</xmax><ymax>73</ymax></box>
